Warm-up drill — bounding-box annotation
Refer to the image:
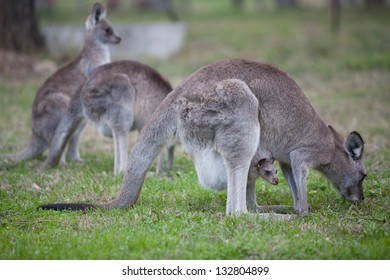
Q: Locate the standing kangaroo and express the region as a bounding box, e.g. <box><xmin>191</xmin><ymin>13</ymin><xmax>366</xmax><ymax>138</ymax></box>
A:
<box><xmin>43</xmin><ymin>60</ymin><xmax>175</xmax><ymax>175</ymax></box>
<box><xmin>2</xmin><ymin>3</ymin><xmax>121</xmax><ymax>165</ymax></box>
<box><xmin>38</xmin><ymin>59</ymin><xmax>366</xmax><ymax>217</ymax></box>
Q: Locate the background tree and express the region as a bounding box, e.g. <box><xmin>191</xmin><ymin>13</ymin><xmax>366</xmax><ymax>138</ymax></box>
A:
<box><xmin>0</xmin><ymin>0</ymin><xmax>44</xmax><ymax>53</ymax></box>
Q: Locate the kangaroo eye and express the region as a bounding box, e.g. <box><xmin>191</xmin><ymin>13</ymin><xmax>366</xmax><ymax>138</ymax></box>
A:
<box><xmin>265</xmin><ymin>171</ymin><xmax>271</xmax><ymax>176</ymax></box>
<box><xmin>105</xmin><ymin>28</ymin><xmax>112</xmax><ymax>35</ymax></box>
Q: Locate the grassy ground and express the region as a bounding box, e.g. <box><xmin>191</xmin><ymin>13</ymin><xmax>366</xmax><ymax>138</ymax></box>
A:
<box><xmin>0</xmin><ymin>3</ymin><xmax>389</xmax><ymax>259</ymax></box>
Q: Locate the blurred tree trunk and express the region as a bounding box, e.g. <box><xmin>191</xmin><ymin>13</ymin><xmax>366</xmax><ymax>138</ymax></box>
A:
<box><xmin>330</xmin><ymin>0</ymin><xmax>341</xmax><ymax>33</ymax></box>
<box><xmin>365</xmin><ymin>0</ymin><xmax>385</xmax><ymax>8</ymax></box>
<box><xmin>0</xmin><ymin>0</ymin><xmax>44</xmax><ymax>53</ymax></box>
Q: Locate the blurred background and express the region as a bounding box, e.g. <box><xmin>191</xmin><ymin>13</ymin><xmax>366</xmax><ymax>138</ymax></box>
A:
<box><xmin>0</xmin><ymin>0</ymin><xmax>389</xmax><ymax>171</ymax></box>
<box><xmin>1</xmin><ymin>0</ymin><xmax>389</xmax><ymax>79</ymax></box>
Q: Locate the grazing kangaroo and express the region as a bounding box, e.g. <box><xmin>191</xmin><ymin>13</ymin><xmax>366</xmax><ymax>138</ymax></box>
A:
<box><xmin>38</xmin><ymin>59</ymin><xmax>366</xmax><ymax>217</ymax></box>
<box><xmin>43</xmin><ymin>60</ymin><xmax>175</xmax><ymax>175</ymax></box>
<box><xmin>2</xmin><ymin>3</ymin><xmax>120</xmax><ymax>165</ymax></box>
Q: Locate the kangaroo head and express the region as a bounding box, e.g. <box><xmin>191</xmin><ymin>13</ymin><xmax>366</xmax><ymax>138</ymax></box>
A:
<box><xmin>327</xmin><ymin>126</ymin><xmax>366</xmax><ymax>202</ymax></box>
<box><xmin>257</xmin><ymin>158</ymin><xmax>279</xmax><ymax>186</ymax></box>
<box><xmin>85</xmin><ymin>3</ymin><xmax>121</xmax><ymax>45</ymax></box>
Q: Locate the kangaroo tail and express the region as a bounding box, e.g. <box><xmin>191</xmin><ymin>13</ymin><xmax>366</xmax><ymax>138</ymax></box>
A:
<box><xmin>37</xmin><ymin>94</ymin><xmax>178</xmax><ymax>211</ymax></box>
<box><xmin>2</xmin><ymin>133</ymin><xmax>47</xmax><ymax>162</ymax></box>
<box><xmin>37</xmin><ymin>203</ymin><xmax>97</xmax><ymax>211</ymax></box>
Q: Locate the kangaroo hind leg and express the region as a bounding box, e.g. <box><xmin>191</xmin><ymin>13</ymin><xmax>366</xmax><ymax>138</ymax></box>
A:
<box><xmin>66</xmin><ymin>119</ymin><xmax>87</xmax><ymax>162</ymax></box>
<box><xmin>43</xmin><ymin>110</ymin><xmax>85</xmax><ymax>169</ymax></box>
<box><xmin>219</xmin><ymin>125</ymin><xmax>259</xmax><ymax>215</ymax></box>
<box><xmin>113</xmin><ymin>129</ymin><xmax>129</xmax><ymax>175</ymax></box>
<box><xmin>214</xmin><ymin>79</ymin><xmax>260</xmax><ymax>215</ymax></box>
<box><xmin>108</xmin><ymin>112</ymin><xmax>133</xmax><ymax>175</ymax></box>
<box><xmin>155</xmin><ymin>144</ymin><xmax>175</xmax><ymax>174</ymax></box>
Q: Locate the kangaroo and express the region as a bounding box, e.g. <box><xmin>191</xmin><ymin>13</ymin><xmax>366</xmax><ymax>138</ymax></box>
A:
<box><xmin>38</xmin><ymin>59</ymin><xmax>366</xmax><ymax>217</ymax></box>
<box><xmin>250</xmin><ymin>158</ymin><xmax>279</xmax><ymax>186</ymax></box>
<box><xmin>42</xmin><ymin>60</ymin><xmax>175</xmax><ymax>175</ymax></box>
<box><xmin>246</xmin><ymin>151</ymin><xmax>279</xmax><ymax>212</ymax></box>
<box><xmin>2</xmin><ymin>3</ymin><xmax>121</xmax><ymax>166</ymax></box>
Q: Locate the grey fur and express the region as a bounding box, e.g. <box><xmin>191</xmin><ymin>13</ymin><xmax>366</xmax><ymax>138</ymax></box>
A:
<box><xmin>249</xmin><ymin>158</ymin><xmax>279</xmax><ymax>186</ymax></box>
<box><xmin>41</xmin><ymin>60</ymin><xmax>175</xmax><ymax>174</ymax></box>
<box><xmin>2</xmin><ymin>3</ymin><xmax>120</xmax><ymax>165</ymax></box>
<box><xmin>38</xmin><ymin>59</ymin><xmax>366</xmax><ymax>217</ymax></box>
<box><xmin>81</xmin><ymin>61</ymin><xmax>175</xmax><ymax>174</ymax></box>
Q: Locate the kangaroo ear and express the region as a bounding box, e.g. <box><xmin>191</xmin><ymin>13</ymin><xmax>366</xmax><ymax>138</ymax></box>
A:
<box><xmin>257</xmin><ymin>158</ymin><xmax>266</xmax><ymax>167</ymax></box>
<box><xmin>86</xmin><ymin>3</ymin><xmax>106</xmax><ymax>30</ymax></box>
<box><xmin>345</xmin><ymin>131</ymin><xmax>364</xmax><ymax>160</ymax></box>
<box><xmin>92</xmin><ymin>3</ymin><xmax>107</xmax><ymax>21</ymax></box>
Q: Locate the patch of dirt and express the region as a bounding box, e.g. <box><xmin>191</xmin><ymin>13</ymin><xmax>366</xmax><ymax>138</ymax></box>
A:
<box><xmin>0</xmin><ymin>49</ymin><xmax>57</xmax><ymax>81</ymax></box>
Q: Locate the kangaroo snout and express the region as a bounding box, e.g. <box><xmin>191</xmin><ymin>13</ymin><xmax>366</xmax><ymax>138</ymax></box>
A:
<box><xmin>344</xmin><ymin>194</ymin><xmax>364</xmax><ymax>202</ymax></box>
<box><xmin>343</xmin><ymin>184</ymin><xmax>365</xmax><ymax>202</ymax></box>
<box><xmin>344</xmin><ymin>191</ymin><xmax>364</xmax><ymax>202</ymax></box>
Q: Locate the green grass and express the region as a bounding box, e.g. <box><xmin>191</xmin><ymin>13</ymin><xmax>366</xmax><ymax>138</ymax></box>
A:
<box><xmin>0</xmin><ymin>2</ymin><xmax>389</xmax><ymax>260</ymax></box>
<box><xmin>1</xmin><ymin>160</ymin><xmax>388</xmax><ymax>259</ymax></box>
